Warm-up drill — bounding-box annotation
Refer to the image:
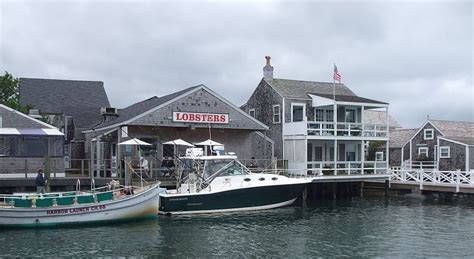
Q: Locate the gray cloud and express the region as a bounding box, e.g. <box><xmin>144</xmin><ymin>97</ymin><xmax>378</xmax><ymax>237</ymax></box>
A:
<box><xmin>1</xmin><ymin>1</ymin><xmax>472</xmax><ymax>128</ymax></box>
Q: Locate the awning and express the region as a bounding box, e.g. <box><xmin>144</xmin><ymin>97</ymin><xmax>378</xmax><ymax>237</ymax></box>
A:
<box><xmin>0</xmin><ymin>128</ymin><xmax>63</xmax><ymax>136</ymax></box>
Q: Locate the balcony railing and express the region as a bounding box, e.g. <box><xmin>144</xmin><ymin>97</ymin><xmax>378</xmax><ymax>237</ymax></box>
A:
<box><xmin>305</xmin><ymin>121</ymin><xmax>388</xmax><ymax>137</ymax></box>
<box><xmin>307</xmin><ymin>160</ymin><xmax>388</xmax><ymax>175</ymax></box>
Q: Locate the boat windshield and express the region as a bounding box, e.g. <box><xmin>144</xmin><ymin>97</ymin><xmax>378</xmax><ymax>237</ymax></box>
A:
<box><xmin>203</xmin><ymin>159</ymin><xmax>246</xmax><ymax>179</ymax></box>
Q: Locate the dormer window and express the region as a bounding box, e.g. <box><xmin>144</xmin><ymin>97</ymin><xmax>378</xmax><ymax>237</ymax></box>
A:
<box><xmin>424</xmin><ymin>129</ymin><xmax>434</xmax><ymax>140</ymax></box>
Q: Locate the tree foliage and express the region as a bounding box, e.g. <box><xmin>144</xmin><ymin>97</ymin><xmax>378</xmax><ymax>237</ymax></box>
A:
<box><xmin>367</xmin><ymin>140</ymin><xmax>385</xmax><ymax>161</ymax></box>
<box><xmin>0</xmin><ymin>71</ymin><xmax>30</xmax><ymax>113</ymax></box>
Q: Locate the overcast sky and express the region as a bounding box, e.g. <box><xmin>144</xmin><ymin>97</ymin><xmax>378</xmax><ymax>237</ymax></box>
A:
<box><xmin>1</xmin><ymin>0</ymin><xmax>472</xmax><ymax>128</ymax></box>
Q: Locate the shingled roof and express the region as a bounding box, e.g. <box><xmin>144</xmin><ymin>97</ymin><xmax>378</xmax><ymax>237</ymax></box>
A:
<box><xmin>19</xmin><ymin>78</ymin><xmax>110</xmax><ymax>128</ymax></box>
<box><xmin>430</xmin><ymin>120</ymin><xmax>474</xmax><ymax>138</ymax></box>
<box><xmin>389</xmin><ymin>128</ymin><xmax>417</xmax><ymax>148</ymax></box>
<box><xmin>91</xmin><ymin>85</ymin><xmax>202</xmax><ymax>130</ymax></box>
<box><xmin>264</xmin><ymin>78</ymin><xmax>356</xmax><ymax>99</ymax></box>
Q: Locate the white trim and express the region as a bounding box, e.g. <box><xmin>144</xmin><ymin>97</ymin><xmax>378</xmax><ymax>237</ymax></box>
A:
<box><xmin>439</xmin><ymin>146</ymin><xmax>450</xmax><ymax>158</ymax></box>
<box><xmin>0</xmin><ymin>104</ymin><xmax>56</xmax><ymax>129</ymax></box>
<box><xmin>405</xmin><ymin>120</ymin><xmax>445</xmax><ymax>146</ymax></box>
<box><xmin>272</xmin><ymin>104</ymin><xmax>281</xmax><ymax>124</ymax></box>
<box><xmin>159</xmin><ymin>198</ymin><xmax>296</xmax><ymax>215</ymax></box>
<box><xmin>375</xmin><ymin>151</ymin><xmax>384</xmax><ymax>161</ymax></box>
<box><xmin>262</xmin><ymin>78</ymin><xmax>285</xmax><ymax>99</ymax></box>
<box><xmin>418</xmin><ymin>147</ymin><xmax>429</xmax><ymax>157</ymax></box>
<box><xmin>85</xmin><ymin>85</ymin><xmax>269</xmax><ymax>133</ymax></box>
<box><xmin>290</xmin><ymin>102</ymin><xmax>306</xmax><ymax>122</ymax></box>
<box><xmin>248</xmin><ymin>108</ymin><xmax>256</xmax><ymax>118</ymax></box>
<box><xmin>438</xmin><ymin>136</ymin><xmax>470</xmax><ymax>147</ymax></box>
<box><xmin>424</xmin><ymin>129</ymin><xmax>434</xmax><ymax>140</ymax></box>
<box><xmin>335</xmin><ymin>101</ymin><xmax>388</xmax><ymax>108</ymax></box>
<box><xmin>466</xmin><ymin>146</ymin><xmax>470</xmax><ymax>171</ymax></box>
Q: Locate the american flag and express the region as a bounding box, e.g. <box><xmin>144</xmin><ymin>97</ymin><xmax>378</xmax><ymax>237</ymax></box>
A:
<box><xmin>333</xmin><ymin>64</ymin><xmax>341</xmax><ymax>83</ymax></box>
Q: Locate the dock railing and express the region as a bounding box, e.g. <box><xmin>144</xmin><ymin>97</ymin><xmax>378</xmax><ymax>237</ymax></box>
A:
<box><xmin>390</xmin><ymin>169</ymin><xmax>474</xmax><ymax>192</ymax></box>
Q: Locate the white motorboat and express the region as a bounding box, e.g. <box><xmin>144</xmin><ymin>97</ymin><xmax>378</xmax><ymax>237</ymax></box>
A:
<box><xmin>159</xmin><ymin>154</ymin><xmax>310</xmax><ymax>215</ymax></box>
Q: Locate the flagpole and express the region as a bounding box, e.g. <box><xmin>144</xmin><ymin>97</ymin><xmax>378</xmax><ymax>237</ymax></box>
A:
<box><xmin>333</xmin><ymin>63</ymin><xmax>336</xmax><ymax>103</ymax></box>
<box><xmin>333</xmin><ymin>63</ymin><xmax>337</xmax><ymax>176</ymax></box>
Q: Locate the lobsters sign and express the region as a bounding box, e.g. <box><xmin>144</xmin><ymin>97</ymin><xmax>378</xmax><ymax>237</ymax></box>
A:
<box><xmin>173</xmin><ymin>112</ymin><xmax>229</xmax><ymax>124</ymax></box>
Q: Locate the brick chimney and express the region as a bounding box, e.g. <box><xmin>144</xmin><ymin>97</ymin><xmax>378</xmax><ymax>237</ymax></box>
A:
<box><xmin>263</xmin><ymin>56</ymin><xmax>274</xmax><ymax>80</ymax></box>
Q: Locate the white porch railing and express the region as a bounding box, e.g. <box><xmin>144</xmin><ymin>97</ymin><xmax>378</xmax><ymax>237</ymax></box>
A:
<box><xmin>305</xmin><ymin>121</ymin><xmax>388</xmax><ymax>137</ymax></box>
<box><xmin>306</xmin><ymin>160</ymin><xmax>388</xmax><ymax>176</ymax></box>
<box><xmin>390</xmin><ymin>169</ymin><xmax>474</xmax><ymax>192</ymax></box>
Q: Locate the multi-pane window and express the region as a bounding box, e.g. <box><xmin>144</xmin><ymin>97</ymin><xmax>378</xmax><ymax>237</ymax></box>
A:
<box><xmin>315</xmin><ymin>109</ymin><xmax>324</xmax><ymax>122</ymax></box>
<box><xmin>439</xmin><ymin>146</ymin><xmax>450</xmax><ymax>158</ymax></box>
<box><xmin>272</xmin><ymin>105</ymin><xmax>281</xmax><ymax>124</ymax></box>
<box><xmin>424</xmin><ymin>129</ymin><xmax>434</xmax><ymax>140</ymax></box>
<box><xmin>326</xmin><ymin>110</ymin><xmax>334</xmax><ymax>122</ymax></box>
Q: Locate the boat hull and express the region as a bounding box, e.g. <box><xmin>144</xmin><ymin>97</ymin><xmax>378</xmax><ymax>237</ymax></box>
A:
<box><xmin>0</xmin><ymin>184</ymin><xmax>162</xmax><ymax>228</ymax></box>
<box><xmin>159</xmin><ymin>183</ymin><xmax>306</xmax><ymax>215</ymax></box>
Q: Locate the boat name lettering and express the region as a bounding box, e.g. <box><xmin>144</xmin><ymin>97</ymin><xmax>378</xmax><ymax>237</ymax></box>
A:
<box><xmin>173</xmin><ymin>112</ymin><xmax>228</xmax><ymax>124</ymax></box>
<box><xmin>169</xmin><ymin>198</ymin><xmax>188</xmax><ymax>201</ymax></box>
<box><xmin>46</xmin><ymin>205</ymin><xmax>106</xmax><ymax>215</ymax></box>
<box><xmin>187</xmin><ymin>203</ymin><xmax>203</xmax><ymax>206</ymax></box>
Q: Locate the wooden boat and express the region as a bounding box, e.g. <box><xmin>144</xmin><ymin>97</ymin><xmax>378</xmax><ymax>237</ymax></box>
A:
<box><xmin>159</xmin><ymin>154</ymin><xmax>310</xmax><ymax>215</ymax></box>
<box><xmin>0</xmin><ymin>182</ymin><xmax>163</xmax><ymax>228</ymax></box>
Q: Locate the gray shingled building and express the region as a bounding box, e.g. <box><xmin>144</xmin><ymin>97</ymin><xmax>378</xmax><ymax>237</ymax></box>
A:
<box><xmin>395</xmin><ymin>119</ymin><xmax>474</xmax><ymax>171</ymax></box>
<box><xmin>0</xmin><ymin>104</ymin><xmax>64</xmax><ymax>177</ymax></box>
<box><xmin>19</xmin><ymin>78</ymin><xmax>111</xmax><ymax>169</ymax></box>
<box><xmin>83</xmin><ymin>84</ymin><xmax>270</xmax><ymax>177</ymax></box>
<box><xmin>242</xmin><ymin>57</ymin><xmax>390</xmax><ymax>175</ymax></box>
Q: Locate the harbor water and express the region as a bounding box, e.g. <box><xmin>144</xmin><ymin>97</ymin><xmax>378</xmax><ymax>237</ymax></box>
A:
<box><xmin>1</xmin><ymin>195</ymin><xmax>473</xmax><ymax>257</ymax></box>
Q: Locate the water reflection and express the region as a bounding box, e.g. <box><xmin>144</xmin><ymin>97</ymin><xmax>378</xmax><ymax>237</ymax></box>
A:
<box><xmin>1</xmin><ymin>195</ymin><xmax>474</xmax><ymax>257</ymax></box>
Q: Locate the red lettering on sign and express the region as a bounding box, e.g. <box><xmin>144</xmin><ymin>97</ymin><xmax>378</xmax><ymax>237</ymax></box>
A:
<box><xmin>172</xmin><ymin>112</ymin><xmax>228</xmax><ymax>124</ymax></box>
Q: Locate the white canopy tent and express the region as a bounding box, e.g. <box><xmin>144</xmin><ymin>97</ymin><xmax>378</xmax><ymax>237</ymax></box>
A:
<box><xmin>194</xmin><ymin>139</ymin><xmax>224</xmax><ymax>156</ymax></box>
<box><xmin>194</xmin><ymin>139</ymin><xmax>223</xmax><ymax>146</ymax></box>
<box><xmin>163</xmin><ymin>139</ymin><xmax>194</xmax><ymax>147</ymax></box>
<box><xmin>117</xmin><ymin>138</ymin><xmax>152</xmax><ymax>187</ymax></box>
<box><xmin>118</xmin><ymin>138</ymin><xmax>152</xmax><ymax>146</ymax></box>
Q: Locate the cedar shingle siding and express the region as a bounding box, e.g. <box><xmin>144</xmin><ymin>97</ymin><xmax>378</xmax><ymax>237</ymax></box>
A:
<box><xmin>408</xmin><ymin>122</ymin><xmax>442</xmax><ymax>161</ymax></box>
<box><xmin>242</xmin><ymin>79</ymin><xmax>283</xmax><ymax>158</ymax></box>
<box><xmin>438</xmin><ymin>139</ymin><xmax>466</xmax><ymax>171</ymax></box>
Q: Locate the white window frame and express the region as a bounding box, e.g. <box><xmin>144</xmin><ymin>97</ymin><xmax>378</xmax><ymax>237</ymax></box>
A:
<box><xmin>418</xmin><ymin>147</ymin><xmax>429</xmax><ymax>157</ymax></box>
<box><xmin>424</xmin><ymin>129</ymin><xmax>434</xmax><ymax>140</ymax></box>
<box><xmin>375</xmin><ymin>151</ymin><xmax>384</xmax><ymax>161</ymax></box>
<box><xmin>439</xmin><ymin>146</ymin><xmax>450</xmax><ymax>158</ymax></box>
<box><xmin>272</xmin><ymin>104</ymin><xmax>281</xmax><ymax>124</ymax></box>
<box><xmin>249</xmin><ymin>108</ymin><xmax>256</xmax><ymax>118</ymax></box>
<box><xmin>291</xmin><ymin>103</ymin><xmax>306</xmax><ymax>122</ymax></box>
<box><xmin>345</xmin><ymin>108</ymin><xmax>356</xmax><ymax>123</ymax></box>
